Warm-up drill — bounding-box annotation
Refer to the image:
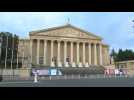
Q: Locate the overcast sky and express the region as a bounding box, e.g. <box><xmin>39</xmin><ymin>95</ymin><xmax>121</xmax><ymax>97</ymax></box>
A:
<box><xmin>0</xmin><ymin>12</ymin><xmax>134</xmax><ymax>52</ymax></box>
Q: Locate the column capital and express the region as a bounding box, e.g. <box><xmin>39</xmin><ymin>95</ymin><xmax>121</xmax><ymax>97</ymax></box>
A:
<box><xmin>76</xmin><ymin>41</ymin><xmax>80</xmax><ymax>44</ymax></box>
<box><xmin>70</xmin><ymin>41</ymin><xmax>74</xmax><ymax>43</ymax></box>
<box><xmin>51</xmin><ymin>40</ymin><xmax>54</xmax><ymax>42</ymax></box>
<box><xmin>88</xmin><ymin>42</ymin><xmax>91</xmax><ymax>44</ymax></box>
<box><xmin>57</xmin><ymin>40</ymin><xmax>61</xmax><ymax>43</ymax></box>
<box><xmin>93</xmin><ymin>42</ymin><xmax>97</xmax><ymax>45</ymax></box>
<box><xmin>44</xmin><ymin>39</ymin><xmax>47</xmax><ymax>42</ymax></box>
<box><xmin>64</xmin><ymin>40</ymin><xmax>68</xmax><ymax>43</ymax></box>
<box><xmin>37</xmin><ymin>38</ymin><xmax>40</xmax><ymax>41</ymax></box>
<box><xmin>81</xmin><ymin>41</ymin><xmax>86</xmax><ymax>43</ymax></box>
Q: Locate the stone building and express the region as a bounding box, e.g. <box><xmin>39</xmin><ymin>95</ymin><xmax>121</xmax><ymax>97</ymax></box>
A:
<box><xmin>18</xmin><ymin>24</ymin><xmax>110</xmax><ymax>68</ymax></box>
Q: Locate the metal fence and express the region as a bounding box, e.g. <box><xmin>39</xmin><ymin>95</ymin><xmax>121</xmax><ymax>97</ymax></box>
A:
<box><xmin>0</xmin><ymin>68</ymin><xmax>133</xmax><ymax>81</ymax></box>
<box><xmin>0</xmin><ymin>74</ymin><xmax>132</xmax><ymax>82</ymax></box>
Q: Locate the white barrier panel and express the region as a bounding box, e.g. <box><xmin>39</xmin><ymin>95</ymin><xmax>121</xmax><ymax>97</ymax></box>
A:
<box><xmin>37</xmin><ymin>70</ymin><xmax>49</xmax><ymax>76</ymax></box>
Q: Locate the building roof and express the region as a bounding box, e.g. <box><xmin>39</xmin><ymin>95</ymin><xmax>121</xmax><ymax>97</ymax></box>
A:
<box><xmin>29</xmin><ymin>24</ymin><xmax>102</xmax><ymax>40</ymax></box>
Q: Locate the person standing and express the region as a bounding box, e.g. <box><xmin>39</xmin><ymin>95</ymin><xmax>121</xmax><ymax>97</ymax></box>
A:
<box><xmin>33</xmin><ymin>70</ymin><xmax>38</xmax><ymax>83</ymax></box>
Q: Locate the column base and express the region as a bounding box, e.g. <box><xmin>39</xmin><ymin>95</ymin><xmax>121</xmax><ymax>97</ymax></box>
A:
<box><xmin>64</xmin><ymin>62</ymin><xmax>69</xmax><ymax>67</ymax></box>
<box><xmin>78</xmin><ymin>62</ymin><xmax>83</xmax><ymax>67</ymax></box>
<box><xmin>58</xmin><ymin>61</ymin><xmax>62</xmax><ymax>67</ymax></box>
<box><xmin>51</xmin><ymin>61</ymin><xmax>55</xmax><ymax>67</ymax></box>
<box><xmin>72</xmin><ymin>62</ymin><xmax>76</xmax><ymax>67</ymax></box>
<box><xmin>85</xmin><ymin>62</ymin><xmax>89</xmax><ymax>67</ymax></box>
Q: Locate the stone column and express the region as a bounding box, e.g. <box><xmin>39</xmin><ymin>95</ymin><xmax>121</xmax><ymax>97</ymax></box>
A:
<box><xmin>99</xmin><ymin>44</ymin><xmax>103</xmax><ymax>65</ymax></box>
<box><xmin>51</xmin><ymin>40</ymin><xmax>54</xmax><ymax>64</ymax></box>
<box><xmin>30</xmin><ymin>39</ymin><xmax>33</xmax><ymax>63</ymax></box>
<box><xmin>70</xmin><ymin>41</ymin><xmax>73</xmax><ymax>63</ymax></box>
<box><xmin>76</xmin><ymin>42</ymin><xmax>79</xmax><ymax>63</ymax></box>
<box><xmin>37</xmin><ymin>39</ymin><xmax>40</xmax><ymax>65</ymax></box>
<box><xmin>94</xmin><ymin>43</ymin><xmax>97</xmax><ymax>65</ymax></box>
<box><xmin>88</xmin><ymin>43</ymin><xmax>91</xmax><ymax>65</ymax></box>
<box><xmin>57</xmin><ymin>41</ymin><xmax>61</xmax><ymax>62</ymax></box>
<box><xmin>64</xmin><ymin>41</ymin><xmax>67</xmax><ymax>63</ymax></box>
<box><xmin>43</xmin><ymin>40</ymin><xmax>47</xmax><ymax>65</ymax></box>
<box><xmin>82</xmin><ymin>42</ymin><xmax>85</xmax><ymax>64</ymax></box>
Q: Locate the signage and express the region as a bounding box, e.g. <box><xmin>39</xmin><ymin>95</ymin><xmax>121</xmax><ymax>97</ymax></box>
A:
<box><xmin>32</xmin><ymin>69</ymin><xmax>49</xmax><ymax>76</ymax></box>
<box><xmin>49</xmin><ymin>69</ymin><xmax>57</xmax><ymax>75</ymax></box>
<box><xmin>37</xmin><ymin>69</ymin><xmax>49</xmax><ymax>76</ymax></box>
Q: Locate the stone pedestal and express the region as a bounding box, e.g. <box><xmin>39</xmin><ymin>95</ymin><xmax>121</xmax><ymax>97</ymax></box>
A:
<box><xmin>78</xmin><ymin>62</ymin><xmax>83</xmax><ymax>67</ymax></box>
<box><xmin>51</xmin><ymin>61</ymin><xmax>55</xmax><ymax>67</ymax></box>
<box><xmin>65</xmin><ymin>62</ymin><xmax>69</xmax><ymax>67</ymax></box>
<box><xmin>19</xmin><ymin>68</ymin><xmax>31</xmax><ymax>78</ymax></box>
<box><xmin>85</xmin><ymin>62</ymin><xmax>89</xmax><ymax>67</ymax></box>
<box><xmin>72</xmin><ymin>62</ymin><xmax>76</xmax><ymax>67</ymax></box>
<box><xmin>58</xmin><ymin>61</ymin><xmax>62</xmax><ymax>67</ymax></box>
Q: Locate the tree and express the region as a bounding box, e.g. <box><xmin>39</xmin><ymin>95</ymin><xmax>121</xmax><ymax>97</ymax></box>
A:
<box><xmin>0</xmin><ymin>32</ymin><xmax>19</xmax><ymax>68</ymax></box>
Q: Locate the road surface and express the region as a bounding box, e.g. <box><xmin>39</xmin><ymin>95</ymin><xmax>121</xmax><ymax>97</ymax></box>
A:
<box><xmin>0</xmin><ymin>77</ymin><xmax>134</xmax><ymax>87</ymax></box>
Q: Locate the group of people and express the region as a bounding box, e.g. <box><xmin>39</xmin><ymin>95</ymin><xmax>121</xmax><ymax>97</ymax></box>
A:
<box><xmin>104</xmin><ymin>68</ymin><xmax>127</xmax><ymax>76</ymax></box>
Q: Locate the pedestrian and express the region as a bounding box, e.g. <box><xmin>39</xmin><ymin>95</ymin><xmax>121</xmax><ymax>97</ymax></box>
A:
<box><xmin>34</xmin><ymin>70</ymin><xmax>38</xmax><ymax>83</ymax></box>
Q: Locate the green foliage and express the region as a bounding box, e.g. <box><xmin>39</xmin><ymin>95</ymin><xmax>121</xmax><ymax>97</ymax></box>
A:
<box><xmin>110</xmin><ymin>48</ymin><xmax>134</xmax><ymax>62</ymax></box>
<box><xmin>0</xmin><ymin>32</ymin><xmax>19</xmax><ymax>67</ymax></box>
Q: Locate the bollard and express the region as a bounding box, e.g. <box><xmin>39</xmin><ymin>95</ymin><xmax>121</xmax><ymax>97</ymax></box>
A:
<box><xmin>78</xmin><ymin>74</ymin><xmax>80</xmax><ymax>79</ymax></box>
<box><xmin>65</xmin><ymin>75</ymin><xmax>67</xmax><ymax>80</ymax></box>
<box><xmin>72</xmin><ymin>74</ymin><xmax>73</xmax><ymax>79</ymax></box>
<box><xmin>49</xmin><ymin>76</ymin><xmax>52</xmax><ymax>80</ymax></box>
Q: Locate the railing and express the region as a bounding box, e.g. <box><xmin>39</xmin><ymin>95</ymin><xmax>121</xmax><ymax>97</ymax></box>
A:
<box><xmin>0</xmin><ymin>74</ymin><xmax>131</xmax><ymax>82</ymax></box>
<box><xmin>0</xmin><ymin>68</ymin><xmax>133</xmax><ymax>81</ymax></box>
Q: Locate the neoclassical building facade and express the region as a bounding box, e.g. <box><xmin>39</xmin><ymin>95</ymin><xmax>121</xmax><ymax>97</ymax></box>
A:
<box><xmin>18</xmin><ymin>24</ymin><xmax>110</xmax><ymax>67</ymax></box>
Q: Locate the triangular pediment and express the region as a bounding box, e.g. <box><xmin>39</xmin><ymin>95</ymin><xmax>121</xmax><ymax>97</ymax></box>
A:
<box><xmin>29</xmin><ymin>24</ymin><xmax>102</xmax><ymax>40</ymax></box>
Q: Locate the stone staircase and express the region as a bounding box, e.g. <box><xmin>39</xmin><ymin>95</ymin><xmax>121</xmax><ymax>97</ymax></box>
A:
<box><xmin>32</xmin><ymin>64</ymin><xmax>105</xmax><ymax>75</ymax></box>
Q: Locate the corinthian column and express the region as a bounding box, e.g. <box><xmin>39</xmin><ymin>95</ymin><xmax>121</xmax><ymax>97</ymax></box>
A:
<box><xmin>43</xmin><ymin>40</ymin><xmax>47</xmax><ymax>65</ymax></box>
<box><xmin>99</xmin><ymin>43</ymin><xmax>103</xmax><ymax>65</ymax></box>
<box><xmin>88</xmin><ymin>43</ymin><xmax>91</xmax><ymax>65</ymax></box>
<box><xmin>94</xmin><ymin>43</ymin><xmax>97</xmax><ymax>65</ymax></box>
<box><xmin>70</xmin><ymin>41</ymin><xmax>73</xmax><ymax>63</ymax></box>
<box><xmin>82</xmin><ymin>42</ymin><xmax>85</xmax><ymax>64</ymax></box>
<box><xmin>57</xmin><ymin>41</ymin><xmax>61</xmax><ymax>62</ymax></box>
<box><xmin>64</xmin><ymin>41</ymin><xmax>67</xmax><ymax>63</ymax></box>
<box><xmin>50</xmin><ymin>40</ymin><xmax>54</xmax><ymax>64</ymax></box>
<box><xmin>77</xmin><ymin>42</ymin><xmax>79</xmax><ymax>64</ymax></box>
<box><xmin>37</xmin><ymin>39</ymin><xmax>40</xmax><ymax>65</ymax></box>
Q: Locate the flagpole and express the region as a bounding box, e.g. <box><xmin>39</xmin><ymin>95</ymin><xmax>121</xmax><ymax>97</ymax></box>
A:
<box><xmin>16</xmin><ymin>47</ymin><xmax>19</xmax><ymax>69</ymax></box>
<box><xmin>5</xmin><ymin>35</ymin><xmax>8</xmax><ymax>69</ymax></box>
<box><xmin>11</xmin><ymin>34</ymin><xmax>14</xmax><ymax>70</ymax></box>
<box><xmin>22</xmin><ymin>39</ymin><xmax>25</xmax><ymax>68</ymax></box>
<box><xmin>16</xmin><ymin>37</ymin><xmax>19</xmax><ymax>69</ymax></box>
<box><xmin>0</xmin><ymin>35</ymin><xmax>2</xmax><ymax>63</ymax></box>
